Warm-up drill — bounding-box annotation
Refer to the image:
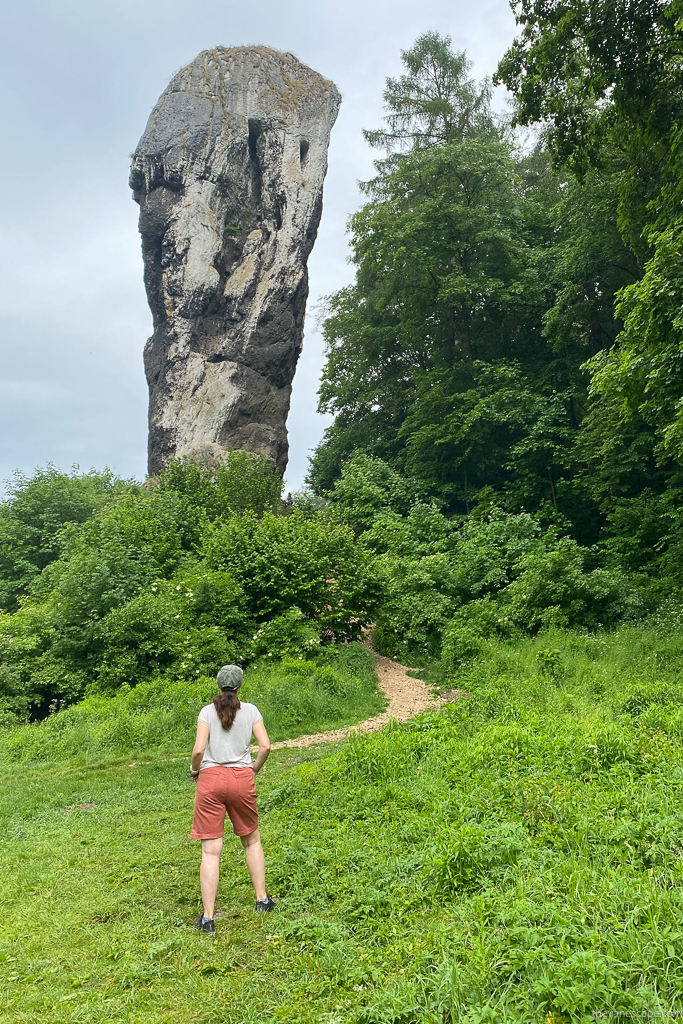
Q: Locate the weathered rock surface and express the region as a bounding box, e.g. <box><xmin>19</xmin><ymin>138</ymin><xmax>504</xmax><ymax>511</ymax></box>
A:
<box><xmin>130</xmin><ymin>46</ymin><xmax>340</xmax><ymax>475</ymax></box>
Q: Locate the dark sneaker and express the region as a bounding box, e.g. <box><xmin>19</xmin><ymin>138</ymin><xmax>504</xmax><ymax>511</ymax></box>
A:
<box><xmin>194</xmin><ymin>914</ymin><xmax>215</xmax><ymax>933</ymax></box>
<box><xmin>255</xmin><ymin>895</ymin><xmax>276</xmax><ymax>913</ymax></box>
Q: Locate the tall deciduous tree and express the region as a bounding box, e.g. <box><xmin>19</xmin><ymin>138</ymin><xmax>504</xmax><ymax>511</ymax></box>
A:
<box><xmin>498</xmin><ymin>0</ymin><xmax>683</xmax><ymax>502</ymax></box>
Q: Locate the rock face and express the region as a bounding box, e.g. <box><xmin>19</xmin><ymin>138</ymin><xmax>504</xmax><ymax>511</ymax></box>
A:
<box><xmin>130</xmin><ymin>46</ymin><xmax>341</xmax><ymax>475</ymax></box>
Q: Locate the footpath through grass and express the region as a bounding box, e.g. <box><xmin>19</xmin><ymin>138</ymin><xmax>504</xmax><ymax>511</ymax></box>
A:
<box><xmin>2</xmin><ymin>619</ymin><xmax>683</xmax><ymax>1022</ymax></box>
<box><xmin>0</xmin><ymin>643</ymin><xmax>384</xmax><ymax>765</ymax></box>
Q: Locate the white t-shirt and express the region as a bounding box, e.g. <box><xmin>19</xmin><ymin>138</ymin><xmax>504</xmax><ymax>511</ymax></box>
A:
<box><xmin>197</xmin><ymin>701</ymin><xmax>263</xmax><ymax>770</ymax></box>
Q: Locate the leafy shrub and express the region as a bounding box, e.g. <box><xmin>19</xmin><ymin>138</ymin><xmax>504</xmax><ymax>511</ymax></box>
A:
<box><xmin>32</xmin><ymin>488</ymin><xmax>206</xmax><ymax>618</ymax></box>
<box><xmin>89</xmin><ymin>588</ymin><xmax>246</xmax><ymax>694</ymax></box>
<box><xmin>0</xmin><ymin>664</ymin><xmax>29</xmax><ymax>723</ymax></box>
<box><xmin>0</xmin><ymin>461</ymin><xmax>382</xmax><ymax>711</ymax></box>
<box><xmin>503</xmin><ymin>540</ymin><xmax>634</xmax><ymax>631</ymax></box>
<box><xmin>249</xmin><ymin>607</ymin><xmax>322</xmax><ymax>660</ymax></box>
<box><xmin>443</xmin><ymin>538</ymin><xmax>636</xmax><ymax>666</ymax></box>
<box><xmin>0</xmin><ymin>466</ymin><xmax>126</xmax><ymax>612</ymax></box>
<box><xmin>155</xmin><ymin>452</ymin><xmax>282</xmax><ymax>519</ymax></box>
<box><xmin>369</xmin><ymin>505</ymin><xmax>635</xmax><ymax>663</ymax></box>
<box><xmin>372</xmin><ymin>553</ymin><xmax>461</xmax><ymax>660</ymax></box>
<box><xmin>204</xmin><ymin>511</ymin><xmax>382</xmax><ymax>640</ymax></box>
<box><xmin>639</xmin><ymin>703</ymin><xmax>683</xmax><ymax>741</ymax></box>
<box><xmin>324</xmin><ymin>454</ymin><xmax>425</xmax><ymax>532</ymax></box>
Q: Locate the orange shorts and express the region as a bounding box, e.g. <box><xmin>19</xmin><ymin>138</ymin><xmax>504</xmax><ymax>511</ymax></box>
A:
<box><xmin>190</xmin><ymin>766</ymin><xmax>259</xmax><ymax>839</ymax></box>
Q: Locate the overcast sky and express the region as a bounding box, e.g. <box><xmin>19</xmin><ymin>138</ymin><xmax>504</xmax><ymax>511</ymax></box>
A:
<box><xmin>0</xmin><ymin>0</ymin><xmax>517</xmax><ymax>493</ymax></box>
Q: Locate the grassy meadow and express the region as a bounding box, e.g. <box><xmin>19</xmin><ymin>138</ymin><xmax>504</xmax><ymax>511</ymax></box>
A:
<box><xmin>2</xmin><ymin>619</ymin><xmax>683</xmax><ymax>1022</ymax></box>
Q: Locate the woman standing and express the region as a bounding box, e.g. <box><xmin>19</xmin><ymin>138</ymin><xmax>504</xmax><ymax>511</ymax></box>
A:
<box><xmin>190</xmin><ymin>664</ymin><xmax>275</xmax><ymax>932</ymax></box>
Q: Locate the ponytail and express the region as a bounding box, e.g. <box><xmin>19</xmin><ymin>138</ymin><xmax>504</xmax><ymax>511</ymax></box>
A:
<box><xmin>213</xmin><ymin>690</ymin><xmax>241</xmax><ymax>730</ymax></box>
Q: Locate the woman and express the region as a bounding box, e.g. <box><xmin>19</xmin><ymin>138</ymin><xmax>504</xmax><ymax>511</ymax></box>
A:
<box><xmin>190</xmin><ymin>663</ymin><xmax>275</xmax><ymax>932</ymax></box>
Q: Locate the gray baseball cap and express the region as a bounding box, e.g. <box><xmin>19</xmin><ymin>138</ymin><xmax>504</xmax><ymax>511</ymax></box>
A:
<box><xmin>216</xmin><ymin>664</ymin><xmax>243</xmax><ymax>691</ymax></box>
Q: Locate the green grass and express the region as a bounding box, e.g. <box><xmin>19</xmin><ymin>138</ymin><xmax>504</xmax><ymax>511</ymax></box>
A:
<box><xmin>2</xmin><ymin>618</ymin><xmax>683</xmax><ymax>1021</ymax></box>
<box><xmin>0</xmin><ymin>643</ymin><xmax>384</xmax><ymax>764</ymax></box>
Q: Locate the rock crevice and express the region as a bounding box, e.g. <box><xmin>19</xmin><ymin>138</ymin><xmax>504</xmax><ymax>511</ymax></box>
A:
<box><xmin>130</xmin><ymin>46</ymin><xmax>340</xmax><ymax>475</ymax></box>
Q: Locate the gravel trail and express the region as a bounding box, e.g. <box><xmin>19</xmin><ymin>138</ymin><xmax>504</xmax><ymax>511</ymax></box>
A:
<box><xmin>267</xmin><ymin>652</ymin><xmax>464</xmax><ymax>751</ymax></box>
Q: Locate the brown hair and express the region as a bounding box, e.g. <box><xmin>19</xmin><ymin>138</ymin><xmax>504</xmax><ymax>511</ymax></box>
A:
<box><xmin>213</xmin><ymin>690</ymin><xmax>241</xmax><ymax>730</ymax></box>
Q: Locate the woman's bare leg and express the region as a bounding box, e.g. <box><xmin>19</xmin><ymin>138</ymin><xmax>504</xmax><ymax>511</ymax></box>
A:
<box><xmin>240</xmin><ymin>829</ymin><xmax>266</xmax><ymax>900</ymax></box>
<box><xmin>200</xmin><ymin>837</ymin><xmax>223</xmax><ymax>918</ymax></box>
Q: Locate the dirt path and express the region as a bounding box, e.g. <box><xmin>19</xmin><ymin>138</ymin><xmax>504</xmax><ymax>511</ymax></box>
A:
<box><xmin>267</xmin><ymin>653</ymin><xmax>464</xmax><ymax>751</ymax></box>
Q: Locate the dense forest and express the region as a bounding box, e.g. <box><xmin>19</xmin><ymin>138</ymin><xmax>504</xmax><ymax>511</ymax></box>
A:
<box><xmin>312</xmin><ymin>16</ymin><xmax>683</xmax><ymax>546</ymax></box>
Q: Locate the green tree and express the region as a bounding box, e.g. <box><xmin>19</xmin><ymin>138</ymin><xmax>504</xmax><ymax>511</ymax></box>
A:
<box><xmin>496</xmin><ymin>0</ymin><xmax>683</xmax><ymax>179</ymax></box>
<box><xmin>363</xmin><ymin>31</ymin><xmax>492</xmax><ymax>153</ymax></box>
<box><xmin>311</xmin><ymin>129</ymin><xmax>543</xmax><ymax>500</ymax></box>
<box><xmin>0</xmin><ymin>467</ymin><xmax>126</xmax><ymax>612</ymax></box>
<box><xmin>498</xmin><ymin>0</ymin><xmax>683</xmax><ymax>520</ymax></box>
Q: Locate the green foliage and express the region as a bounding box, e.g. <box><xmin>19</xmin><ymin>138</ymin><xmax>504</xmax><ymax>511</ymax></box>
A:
<box><xmin>41</xmin><ymin>487</ymin><xmax>206</xmax><ymax>616</ymax></box>
<box><xmin>324</xmin><ymin>454</ymin><xmax>424</xmax><ymax>532</ymax></box>
<box><xmin>496</xmin><ymin>0</ymin><xmax>683</xmax><ymax>175</ymax></box>
<box><xmin>87</xmin><ymin>573</ymin><xmax>248</xmax><ymax>695</ymax></box>
<box><xmin>336</xmin><ymin>479</ymin><xmax>633</xmax><ymax>663</ymax></box>
<box><xmin>310</xmin><ymin>36</ymin><xmax>629</xmax><ymax>532</ymax></box>
<box><xmin>601</xmin><ymin>488</ymin><xmax>683</xmax><ymax>580</ymax></box>
<box><xmin>287</xmin><ymin>488</ymin><xmax>328</xmax><ymax>518</ymax></box>
<box><xmin>311</xmin><ymin>22</ymin><xmax>683</xmax><ymax>567</ymax></box>
<box><xmin>588</xmin><ymin>172</ymin><xmax>683</xmax><ymax>466</ymax></box>
<box><xmin>204</xmin><ymin>510</ymin><xmax>382</xmax><ymax>641</ymax></box>
<box><xmin>0</xmin><ymin>466</ymin><xmax>126</xmax><ymax>612</ymax></box>
<box><xmin>399</xmin><ymin>361</ymin><xmax>578</xmax><ymax>513</ymax></box>
<box><xmin>496</xmin><ymin>2</ymin><xmax>683</xmax><ymax>544</ymax></box>
<box><xmin>313</xmin><ymin>128</ymin><xmax>541</xmax><ymax>506</ymax></box>
<box><xmin>539</xmin><ymin>156</ymin><xmax>639</xmax><ymax>357</ymax></box>
<box><xmin>249</xmin><ymin>608</ymin><xmax>322</xmax><ymax>661</ymax></box>
<box><xmin>443</xmin><ymin>538</ymin><xmax>634</xmax><ymax>666</ymax></box>
<box><xmin>434</xmin><ymin>821</ymin><xmax>530</xmax><ymax>895</ymax></box>
<box><xmin>0</xmin><ymin>465</ymin><xmax>381</xmax><ymax>717</ymax></box>
<box><xmin>155</xmin><ymin>452</ymin><xmax>283</xmax><ymax>520</ymax></box>
<box><xmin>363</xmin><ymin>31</ymin><xmax>492</xmax><ymax>153</ymax></box>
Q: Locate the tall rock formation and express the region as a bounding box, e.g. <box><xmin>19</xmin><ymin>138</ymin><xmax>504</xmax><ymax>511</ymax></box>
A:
<box><xmin>130</xmin><ymin>46</ymin><xmax>341</xmax><ymax>475</ymax></box>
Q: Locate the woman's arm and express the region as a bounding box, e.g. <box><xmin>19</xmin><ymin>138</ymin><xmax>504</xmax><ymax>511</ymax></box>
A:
<box><xmin>251</xmin><ymin>720</ymin><xmax>271</xmax><ymax>775</ymax></box>
<box><xmin>190</xmin><ymin>722</ymin><xmax>210</xmax><ymax>777</ymax></box>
